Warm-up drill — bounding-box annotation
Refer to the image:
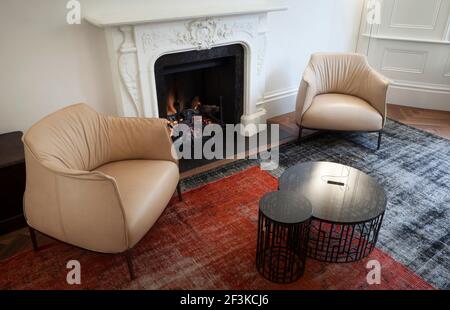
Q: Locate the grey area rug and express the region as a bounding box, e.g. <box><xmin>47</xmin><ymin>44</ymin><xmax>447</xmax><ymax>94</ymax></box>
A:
<box><xmin>181</xmin><ymin>119</ymin><xmax>450</xmax><ymax>290</ymax></box>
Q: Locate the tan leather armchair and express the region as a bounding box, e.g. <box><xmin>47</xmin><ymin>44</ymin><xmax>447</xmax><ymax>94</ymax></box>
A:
<box><xmin>23</xmin><ymin>103</ymin><xmax>181</xmax><ymax>279</ymax></box>
<box><xmin>295</xmin><ymin>53</ymin><xmax>390</xmax><ymax>149</ymax></box>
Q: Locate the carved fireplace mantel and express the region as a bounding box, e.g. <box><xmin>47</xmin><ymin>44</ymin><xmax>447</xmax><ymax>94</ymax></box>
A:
<box><xmin>85</xmin><ymin>1</ymin><xmax>287</xmax><ymax>136</ymax></box>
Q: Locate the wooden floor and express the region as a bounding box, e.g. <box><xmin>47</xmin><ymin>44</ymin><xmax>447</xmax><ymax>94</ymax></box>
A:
<box><xmin>387</xmin><ymin>104</ymin><xmax>450</xmax><ymax>139</ymax></box>
<box><xmin>1</xmin><ymin>104</ymin><xmax>449</xmax><ymax>261</ymax></box>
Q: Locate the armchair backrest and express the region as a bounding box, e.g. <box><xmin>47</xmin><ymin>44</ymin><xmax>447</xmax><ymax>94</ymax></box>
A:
<box><xmin>23</xmin><ymin>103</ymin><xmax>109</xmax><ymax>172</ymax></box>
<box><xmin>308</xmin><ymin>53</ymin><xmax>372</xmax><ymax>100</ymax></box>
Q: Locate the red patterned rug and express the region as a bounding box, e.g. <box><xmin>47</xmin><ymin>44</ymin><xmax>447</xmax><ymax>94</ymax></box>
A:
<box><xmin>0</xmin><ymin>167</ymin><xmax>434</xmax><ymax>290</ymax></box>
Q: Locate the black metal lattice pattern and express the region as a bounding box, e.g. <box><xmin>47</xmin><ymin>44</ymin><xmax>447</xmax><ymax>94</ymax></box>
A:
<box><xmin>307</xmin><ymin>213</ymin><xmax>385</xmax><ymax>263</ymax></box>
<box><xmin>256</xmin><ymin>213</ymin><xmax>311</xmax><ymax>284</ymax></box>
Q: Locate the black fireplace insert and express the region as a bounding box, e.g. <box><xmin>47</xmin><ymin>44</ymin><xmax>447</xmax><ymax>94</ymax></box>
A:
<box><xmin>154</xmin><ymin>44</ymin><xmax>244</xmax><ymax>128</ymax></box>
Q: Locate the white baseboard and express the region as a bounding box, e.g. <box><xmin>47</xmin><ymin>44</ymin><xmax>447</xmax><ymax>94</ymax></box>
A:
<box><xmin>257</xmin><ymin>87</ymin><xmax>298</xmax><ymax>119</ymax></box>
<box><xmin>387</xmin><ymin>81</ymin><xmax>450</xmax><ymax>111</ymax></box>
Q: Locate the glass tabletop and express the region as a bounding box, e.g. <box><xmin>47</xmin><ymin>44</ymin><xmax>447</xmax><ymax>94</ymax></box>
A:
<box><xmin>259</xmin><ymin>191</ymin><xmax>312</xmax><ymax>224</ymax></box>
<box><xmin>278</xmin><ymin>162</ymin><xmax>387</xmax><ymax>223</ymax></box>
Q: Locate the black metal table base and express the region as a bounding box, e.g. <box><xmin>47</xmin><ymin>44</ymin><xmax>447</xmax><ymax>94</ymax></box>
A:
<box><xmin>256</xmin><ymin>212</ymin><xmax>311</xmax><ymax>284</ymax></box>
<box><xmin>307</xmin><ymin>213</ymin><xmax>385</xmax><ymax>263</ymax></box>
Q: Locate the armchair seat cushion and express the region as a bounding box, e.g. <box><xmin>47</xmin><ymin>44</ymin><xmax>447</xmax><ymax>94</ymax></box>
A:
<box><xmin>301</xmin><ymin>93</ymin><xmax>383</xmax><ymax>131</ymax></box>
<box><xmin>95</xmin><ymin>160</ymin><xmax>179</xmax><ymax>247</ymax></box>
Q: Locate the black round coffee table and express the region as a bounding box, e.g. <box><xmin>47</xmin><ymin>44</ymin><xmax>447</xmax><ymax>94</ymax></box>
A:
<box><xmin>279</xmin><ymin>162</ymin><xmax>387</xmax><ymax>263</ymax></box>
<box><xmin>256</xmin><ymin>191</ymin><xmax>312</xmax><ymax>284</ymax></box>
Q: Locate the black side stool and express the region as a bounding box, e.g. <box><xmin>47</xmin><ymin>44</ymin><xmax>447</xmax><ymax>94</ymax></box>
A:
<box><xmin>256</xmin><ymin>191</ymin><xmax>312</xmax><ymax>284</ymax></box>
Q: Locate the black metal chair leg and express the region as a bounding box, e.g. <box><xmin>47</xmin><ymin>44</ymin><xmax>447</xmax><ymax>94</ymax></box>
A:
<box><xmin>29</xmin><ymin>227</ymin><xmax>38</xmax><ymax>251</ymax></box>
<box><xmin>125</xmin><ymin>250</ymin><xmax>136</xmax><ymax>280</ymax></box>
<box><xmin>377</xmin><ymin>131</ymin><xmax>382</xmax><ymax>150</ymax></box>
<box><xmin>177</xmin><ymin>182</ymin><xmax>183</xmax><ymax>202</ymax></box>
<box><xmin>297</xmin><ymin>126</ymin><xmax>303</xmax><ymax>145</ymax></box>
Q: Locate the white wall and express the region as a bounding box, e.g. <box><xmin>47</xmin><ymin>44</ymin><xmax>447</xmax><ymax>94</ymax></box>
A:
<box><xmin>357</xmin><ymin>0</ymin><xmax>450</xmax><ymax>111</ymax></box>
<box><xmin>0</xmin><ymin>0</ymin><xmax>363</xmax><ymax>133</ymax></box>
<box><xmin>262</xmin><ymin>0</ymin><xmax>364</xmax><ymax>118</ymax></box>
<box><xmin>0</xmin><ymin>0</ymin><xmax>116</xmax><ymax>134</ymax></box>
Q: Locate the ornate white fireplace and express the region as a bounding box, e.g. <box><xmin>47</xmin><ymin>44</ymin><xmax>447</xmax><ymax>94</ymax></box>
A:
<box><xmin>85</xmin><ymin>1</ymin><xmax>287</xmax><ymax>135</ymax></box>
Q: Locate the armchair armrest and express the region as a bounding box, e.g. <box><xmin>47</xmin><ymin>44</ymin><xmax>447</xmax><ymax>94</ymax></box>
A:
<box><xmin>295</xmin><ymin>65</ymin><xmax>318</xmax><ymax>125</ymax></box>
<box><xmin>106</xmin><ymin>116</ymin><xmax>177</xmax><ymax>164</ymax></box>
<box><xmin>365</xmin><ymin>69</ymin><xmax>390</xmax><ymax>124</ymax></box>
<box><xmin>55</xmin><ymin>170</ymin><xmax>129</xmax><ymax>253</ymax></box>
<box><xmin>23</xmin><ymin>147</ymin><xmax>129</xmax><ymax>253</ymax></box>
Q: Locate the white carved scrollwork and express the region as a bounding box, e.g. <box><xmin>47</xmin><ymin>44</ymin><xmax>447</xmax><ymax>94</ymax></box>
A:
<box><xmin>142</xmin><ymin>31</ymin><xmax>160</xmax><ymax>53</ymax></box>
<box><xmin>172</xmin><ymin>18</ymin><xmax>234</xmax><ymax>50</ymax></box>
<box><xmin>232</xmin><ymin>22</ymin><xmax>256</xmax><ymax>38</ymax></box>
<box><xmin>118</xmin><ymin>26</ymin><xmax>142</xmax><ymax>116</ymax></box>
<box><xmin>256</xmin><ymin>41</ymin><xmax>266</xmax><ymax>76</ymax></box>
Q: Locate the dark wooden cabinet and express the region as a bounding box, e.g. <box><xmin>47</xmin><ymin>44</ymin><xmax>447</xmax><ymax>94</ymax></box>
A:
<box><xmin>0</xmin><ymin>132</ymin><xmax>26</xmax><ymax>235</ymax></box>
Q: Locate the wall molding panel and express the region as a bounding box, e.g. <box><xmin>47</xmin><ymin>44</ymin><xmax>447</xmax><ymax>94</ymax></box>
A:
<box><xmin>358</xmin><ymin>0</ymin><xmax>450</xmax><ymax>111</ymax></box>
<box><xmin>443</xmin><ymin>12</ymin><xmax>450</xmax><ymax>40</ymax></box>
<box><xmin>445</xmin><ymin>53</ymin><xmax>450</xmax><ymax>77</ymax></box>
<box><xmin>381</xmin><ymin>48</ymin><xmax>428</xmax><ymax>74</ymax></box>
<box><xmin>389</xmin><ymin>0</ymin><xmax>442</xmax><ymax>30</ymax></box>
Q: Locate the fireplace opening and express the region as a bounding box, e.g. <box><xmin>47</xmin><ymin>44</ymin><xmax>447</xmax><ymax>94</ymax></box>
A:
<box><xmin>155</xmin><ymin>44</ymin><xmax>244</xmax><ymax>131</ymax></box>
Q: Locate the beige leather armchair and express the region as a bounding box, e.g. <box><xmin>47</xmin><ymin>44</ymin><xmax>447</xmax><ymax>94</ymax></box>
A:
<box><xmin>23</xmin><ymin>103</ymin><xmax>181</xmax><ymax>279</ymax></box>
<box><xmin>295</xmin><ymin>53</ymin><xmax>390</xmax><ymax>149</ymax></box>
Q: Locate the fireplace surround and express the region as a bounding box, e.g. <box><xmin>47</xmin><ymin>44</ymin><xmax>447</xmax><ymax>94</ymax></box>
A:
<box><xmin>85</xmin><ymin>2</ymin><xmax>287</xmax><ymax>136</ymax></box>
